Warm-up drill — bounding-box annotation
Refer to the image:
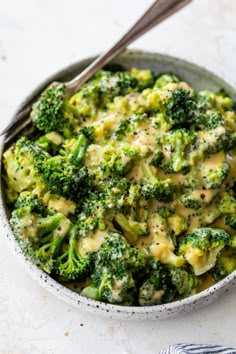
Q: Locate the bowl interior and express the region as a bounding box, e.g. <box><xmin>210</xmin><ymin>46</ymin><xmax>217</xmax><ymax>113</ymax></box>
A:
<box><xmin>1</xmin><ymin>50</ymin><xmax>236</xmax><ymax>320</ymax></box>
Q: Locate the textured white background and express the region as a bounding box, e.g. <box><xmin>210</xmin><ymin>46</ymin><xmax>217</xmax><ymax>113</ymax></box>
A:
<box><xmin>0</xmin><ymin>0</ymin><xmax>236</xmax><ymax>353</ymax></box>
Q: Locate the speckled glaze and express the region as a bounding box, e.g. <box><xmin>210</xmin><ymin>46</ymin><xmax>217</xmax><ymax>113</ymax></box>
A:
<box><xmin>1</xmin><ymin>50</ymin><xmax>236</xmax><ymax>321</ymax></box>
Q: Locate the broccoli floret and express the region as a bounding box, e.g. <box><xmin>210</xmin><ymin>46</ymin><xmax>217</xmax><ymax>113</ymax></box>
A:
<box><xmin>194</xmin><ymin>110</ymin><xmax>225</xmax><ymax>130</ymax></box>
<box><xmin>150</xmin><ymin>150</ymin><xmax>164</xmax><ymax>168</ymax></box>
<box><xmin>201</xmin><ymin>161</ymin><xmax>229</xmax><ymax>189</ymax></box>
<box><xmin>31</xmin><ymin>84</ymin><xmax>78</xmax><ymax>136</ymax></box>
<box><xmin>72</xmin><ymin>70</ymin><xmax>138</xmax><ymax>115</ymax></box>
<box><xmin>78</xmin><ymin>126</ymin><xmax>95</xmax><ymax>143</ymax></box>
<box><xmin>179</xmin><ymin>228</ymin><xmax>230</xmax><ymax>275</ymax></box>
<box><xmin>3</xmin><ymin>137</ymin><xmax>48</xmax><ymax>200</ymax></box>
<box><xmin>149</xmin><ymin>243</ymin><xmax>185</xmax><ymax>267</ymax></box>
<box><xmin>42</xmin><ymin>159</ymin><xmax>92</xmax><ymax>202</ymax></box>
<box><xmin>164</xmin><ymin>88</ymin><xmax>196</xmax><ymax>126</ymax></box>
<box><xmin>154</xmin><ymin>73</ymin><xmax>180</xmax><ymax>88</ymax></box>
<box><xmin>94</xmin><ymin>70</ymin><xmax>138</xmax><ymax>105</ymax></box>
<box><xmin>41</xmin><ymin>134</ymin><xmax>93</xmax><ymax>201</ymax></box>
<box><xmin>157</xmin><ymin>128</ymin><xmax>196</xmax><ymax>173</ymax></box>
<box><xmin>89</xmin><ymin>231</ymin><xmax>146</xmax><ymax>305</ymax></box>
<box><xmin>10</xmin><ymin>207</ymin><xmax>72</xmax><ymax>272</ymax></box>
<box><xmin>76</xmin><ymin>193</ymin><xmax>107</xmax><ymax>238</ymax></box>
<box><xmin>140</xmin><ymin>163</ymin><xmax>176</xmax><ymax>202</ymax></box>
<box><xmin>212</xmin><ymin>248</ymin><xmax>236</xmax><ymax>281</ymax></box>
<box><xmin>168</xmin><ymin>214</ymin><xmax>187</xmax><ymax>237</ymax></box>
<box><xmin>113</xmin><ymin>113</ymin><xmax>152</xmax><ymax>142</ymax></box>
<box><xmin>138</xmin><ymin>264</ymin><xmax>176</xmax><ymax>306</ymax></box>
<box><xmin>114</xmin><ymin>119</ymin><xmax>130</xmax><ymax>140</ymax></box>
<box><xmin>56</xmin><ymin>225</ymin><xmax>92</xmax><ymax>280</ymax></box>
<box><xmin>90</xmin><ymin>143</ymin><xmax>140</xmax><ymax>178</ymax></box>
<box><xmin>195</xmin><ymin>127</ymin><xmax>230</xmax><ymax>155</ymax></box>
<box><xmin>129</xmin><ymin>68</ymin><xmax>154</xmax><ymax>90</ymax></box>
<box><xmin>180</xmin><ymin>192</ymin><xmax>201</xmax><ymax>210</ymax></box>
<box><xmin>76</xmin><ymin>178</ymin><xmax>130</xmax><ymax>237</ymax></box>
<box><xmin>225</xmin><ymin>214</ymin><xmax>236</xmax><ymax>229</ymax></box>
<box><xmin>14</xmin><ymin>191</ymin><xmax>46</xmax><ymax>215</ymax></box>
<box><xmin>114</xmin><ymin>213</ymin><xmax>148</xmax><ymax>244</ymax></box>
<box><xmin>219</xmin><ymin>193</ymin><xmax>236</xmax><ymax>214</ymax></box>
<box><xmin>169</xmin><ymin>266</ymin><xmax>199</xmax><ymax>297</ymax></box>
<box><xmin>197</xmin><ymin>90</ymin><xmax>234</xmax><ymax>112</ymax></box>
<box><xmin>35</xmin><ymin>132</ymin><xmax>64</xmax><ymax>154</ymax></box>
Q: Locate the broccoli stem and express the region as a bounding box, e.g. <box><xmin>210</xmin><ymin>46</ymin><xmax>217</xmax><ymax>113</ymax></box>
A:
<box><xmin>141</xmin><ymin>162</ymin><xmax>156</xmax><ymax>181</ymax></box>
<box><xmin>37</xmin><ymin>213</ymin><xmax>66</xmax><ymax>237</ymax></box>
<box><xmin>81</xmin><ymin>284</ymin><xmax>100</xmax><ymax>300</ymax></box>
<box><xmin>114</xmin><ymin>213</ymin><xmax>148</xmax><ymax>244</ymax></box>
<box><xmin>72</xmin><ymin>134</ymin><xmax>89</xmax><ymax>164</ymax></box>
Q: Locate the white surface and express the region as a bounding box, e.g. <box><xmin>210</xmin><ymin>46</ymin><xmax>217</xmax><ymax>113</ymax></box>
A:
<box><xmin>0</xmin><ymin>0</ymin><xmax>236</xmax><ymax>353</ymax></box>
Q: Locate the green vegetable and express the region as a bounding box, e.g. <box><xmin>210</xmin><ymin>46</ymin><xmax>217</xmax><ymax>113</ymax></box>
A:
<box><xmin>179</xmin><ymin>228</ymin><xmax>230</xmax><ymax>275</ymax></box>
<box><xmin>83</xmin><ymin>231</ymin><xmax>146</xmax><ymax>305</ymax></box>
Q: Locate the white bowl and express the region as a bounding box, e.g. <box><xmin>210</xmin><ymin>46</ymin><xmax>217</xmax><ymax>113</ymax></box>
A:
<box><xmin>1</xmin><ymin>50</ymin><xmax>236</xmax><ymax>320</ymax></box>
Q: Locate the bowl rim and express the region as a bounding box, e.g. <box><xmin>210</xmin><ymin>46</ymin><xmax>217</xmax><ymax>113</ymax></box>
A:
<box><xmin>1</xmin><ymin>49</ymin><xmax>236</xmax><ymax>320</ymax></box>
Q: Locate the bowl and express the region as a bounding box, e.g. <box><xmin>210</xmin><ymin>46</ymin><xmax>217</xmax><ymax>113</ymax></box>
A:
<box><xmin>1</xmin><ymin>50</ymin><xmax>236</xmax><ymax>320</ymax></box>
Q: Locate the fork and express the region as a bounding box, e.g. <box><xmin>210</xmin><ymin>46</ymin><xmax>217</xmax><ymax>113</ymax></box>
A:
<box><xmin>1</xmin><ymin>0</ymin><xmax>191</xmax><ymax>144</ymax></box>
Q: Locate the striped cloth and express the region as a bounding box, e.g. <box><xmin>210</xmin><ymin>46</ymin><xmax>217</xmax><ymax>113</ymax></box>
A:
<box><xmin>160</xmin><ymin>344</ymin><xmax>236</xmax><ymax>354</ymax></box>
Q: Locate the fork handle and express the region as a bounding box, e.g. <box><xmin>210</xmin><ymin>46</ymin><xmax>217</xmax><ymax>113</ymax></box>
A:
<box><xmin>66</xmin><ymin>0</ymin><xmax>191</xmax><ymax>95</ymax></box>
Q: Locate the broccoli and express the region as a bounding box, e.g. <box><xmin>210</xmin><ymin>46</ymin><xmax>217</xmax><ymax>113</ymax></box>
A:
<box><xmin>225</xmin><ymin>214</ymin><xmax>236</xmax><ymax>229</ymax></box>
<box><xmin>150</xmin><ymin>150</ymin><xmax>164</xmax><ymax>168</ymax></box>
<box><xmin>3</xmin><ymin>137</ymin><xmax>48</xmax><ymax>200</ymax></box>
<box><xmin>138</xmin><ymin>264</ymin><xmax>176</xmax><ymax>306</ymax></box>
<box><xmin>31</xmin><ymin>84</ymin><xmax>78</xmax><ymax>136</ymax></box>
<box><xmin>113</xmin><ymin>113</ymin><xmax>153</xmax><ymax>143</ymax></box>
<box><xmin>80</xmin><ymin>284</ymin><xmax>100</xmax><ymax>300</ymax></box>
<box><xmin>114</xmin><ymin>119</ymin><xmax>130</xmax><ymax>141</ymax></box>
<box><xmin>84</xmin><ymin>231</ymin><xmax>146</xmax><ymax>305</ymax></box>
<box><xmin>157</xmin><ymin>128</ymin><xmax>196</xmax><ymax>173</ymax></box>
<box><xmin>71</xmin><ymin>70</ymin><xmax>138</xmax><ymax>116</ymax></box>
<box><xmin>193</xmin><ymin>110</ymin><xmax>225</xmax><ymax>130</ymax></box>
<box><xmin>169</xmin><ymin>266</ymin><xmax>199</xmax><ymax>297</ymax></box>
<box><xmin>55</xmin><ymin>225</ymin><xmax>92</xmax><ymax>280</ymax></box>
<box><xmin>41</xmin><ymin>134</ymin><xmax>93</xmax><ymax>201</ymax></box>
<box><xmin>99</xmin><ymin>145</ymin><xmax>138</xmax><ymax>177</ymax></box>
<box><xmin>149</xmin><ymin>243</ymin><xmax>185</xmax><ymax>268</ymax></box>
<box><xmin>76</xmin><ymin>178</ymin><xmax>130</xmax><ymax>237</ymax></box>
<box><xmin>195</xmin><ymin>126</ymin><xmax>230</xmax><ymax>155</ymax></box>
<box><xmin>180</xmin><ymin>188</ymin><xmax>218</xmax><ymax>211</ymax></box>
<box><xmin>14</xmin><ymin>191</ymin><xmax>46</xmax><ymax>215</ymax></box>
<box><xmin>85</xmin><ymin>143</ymin><xmax>140</xmax><ymax>179</ymax></box>
<box><xmin>78</xmin><ymin>126</ymin><xmax>95</xmax><ymax>143</ymax></box>
<box><xmin>163</xmin><ymin>88</ymin><xmax>196</xmax><ymax>126</ymax></box>
<box><xmin>154</xmin><ymin>73</ymin><xmax>180</xmax><ymax>88</ymax></box>
<box><xmin>140</xmin><ymin>163</ymin><xmax>176</xmax><ymax>202</ymax></box>
<box><xmin>168</xmin><ymin>214</ymin><xmax>187</xmax><ymax>237</ymax></box>
<box><xmin>212</xmin><ymin>248</ymin><xmax>236</xmax><ymax>281</ymax></box>
<box><xmin>180</xmin><ymin>192</ymin><xmax>201</xmax><ymax>210</ymax></box>
<box><xmin>114</xmin><ymin>213</ymin><xmax>148</xmax><ymax>244</ymax></box>
<box><xmin>35</xmin><ymin>132</ymin><xmax>64</xmax><ymax>154</ymax></box>
<box><xmin>197</xmin><ymin>90</ymin><xmax>234</xmax><ymax>112</ymax></box>
<box><xmin>201</xmin><ymin>161</ymin><xmax>230</xmax><ymax>189</ymax></box>
<box><xmin>219</xmin><ymin>193</ymin><xmax>236</xmax><ymax>214</ymax></box>
<box><xmin>10</xmin><ymin>206</ymin><xmax>72</xmax><ymax>273</ymax></box>
<box><xmin>129</xmin><ymin>68</ymin><xmax>154</xmax><ymax>90</ymax></box>
<box><xmin>93</xmin><ymin>70</ymin><xmax>138</xmax><ymax>106</ymax></box>
<box><xmin>179</xmin><ymin>228</ymin><xmax>230</xmax><ymax>275</ymax></box>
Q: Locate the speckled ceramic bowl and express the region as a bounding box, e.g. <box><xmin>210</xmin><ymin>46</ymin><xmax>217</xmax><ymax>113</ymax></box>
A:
<box><xmin>1</xmin><ymin>50</ymin><xmax>236</xmax><ymax>320</ymax></box>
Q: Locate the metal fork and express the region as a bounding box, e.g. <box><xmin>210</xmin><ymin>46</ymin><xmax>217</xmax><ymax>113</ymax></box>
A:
<box><xmin>1</xmin><ymin>0</ymin><xmax>191</xmax><ymax>143</ymax></box>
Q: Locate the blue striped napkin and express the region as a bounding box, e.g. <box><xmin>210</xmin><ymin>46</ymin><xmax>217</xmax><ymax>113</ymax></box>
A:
<box><xmin>160</xmin><ymin>344</ymin><xmax>236</xmax><ymax>354</ymax></box>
